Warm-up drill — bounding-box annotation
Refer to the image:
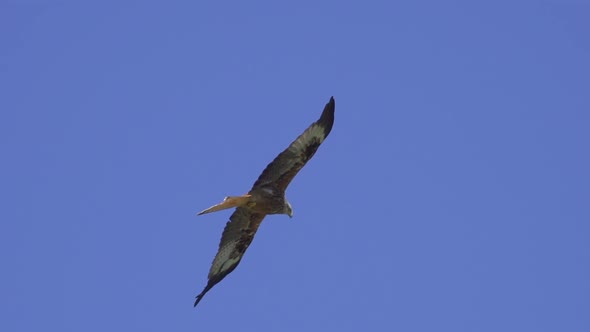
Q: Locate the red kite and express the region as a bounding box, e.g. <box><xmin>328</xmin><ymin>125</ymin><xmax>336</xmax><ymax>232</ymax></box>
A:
<box><xmin>194</xmin><ymin>97</ymin><xmax>335</xmax><ymax>307</ymax></box>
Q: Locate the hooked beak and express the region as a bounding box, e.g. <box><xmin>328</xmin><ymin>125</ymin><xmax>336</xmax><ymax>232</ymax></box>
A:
<box><xmin>285</xmin><ymin>201</ymin><xmax>293</xmax><ymax>218</ymax></box>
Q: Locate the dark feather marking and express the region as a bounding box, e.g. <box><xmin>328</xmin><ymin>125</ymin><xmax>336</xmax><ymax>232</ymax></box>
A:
<box><xmin>194</xmin><ymin>262</ymin><xmax>240</xmax><ymax>307</ymax></box>
<box><xmin>317</xmin><ymin>96</ymin><xmax>335</xmax><ymax>136</ymax></box>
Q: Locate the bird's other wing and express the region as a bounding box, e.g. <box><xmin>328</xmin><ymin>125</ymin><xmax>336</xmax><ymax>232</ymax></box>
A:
<box><xmin>194</xmin><ymin>208</ymin><xmax>266</xmax><ymax>307</ymax></box>
<box><xmin>251</xmin><ymin>96</ymin><xmax>335</xmax><ymax>192</ymax></box>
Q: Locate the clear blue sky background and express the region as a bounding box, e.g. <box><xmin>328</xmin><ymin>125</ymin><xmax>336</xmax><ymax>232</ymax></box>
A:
<box><xmin>2</xmin><ymin>1</ymin><xmax>589</xmax><ymax>331</ymax></box>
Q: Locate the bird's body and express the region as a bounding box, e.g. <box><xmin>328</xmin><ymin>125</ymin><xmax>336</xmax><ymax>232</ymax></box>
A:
<box><xmin>194</xmin><ymin>97</ymin><xmax>335</xmax><ymax>307</ymax></box>
<box><xmin>247</xmin><ymin>185</ymin><xmax>291</xmax><ymax>215</ymax></box>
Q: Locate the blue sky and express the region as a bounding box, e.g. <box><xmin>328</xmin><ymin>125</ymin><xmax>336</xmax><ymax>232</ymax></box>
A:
<box><xmin>2</xmin><ymin>1</ymin><xmax>589</xmax><ymax>331</ymax></box>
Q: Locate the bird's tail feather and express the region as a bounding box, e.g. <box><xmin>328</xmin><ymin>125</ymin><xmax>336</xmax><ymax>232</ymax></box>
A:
<box><xmin>197</xmin><ymin>195</ymin><xmax>252</xmax><ymax>216</ymax></box>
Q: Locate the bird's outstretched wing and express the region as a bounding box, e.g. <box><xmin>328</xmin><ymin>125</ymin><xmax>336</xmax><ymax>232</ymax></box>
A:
<box><xmin>251</xmin><ymin>97</ymin><xmax>335</xmax><ymax>192</ymax></box>
<box><xmin>194</xmin><ymin>208</ymin><xmax>266</xmax><ymax>307</ymax></box>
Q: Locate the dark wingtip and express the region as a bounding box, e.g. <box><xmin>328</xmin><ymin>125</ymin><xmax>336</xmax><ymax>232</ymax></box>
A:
<box><xmin>318</xmin><ymin>96</ymin><xmax>335</xmax><ymax>136</ymax></box>
<box><xmin>193</xmin><ymin>283</ymin><xmax>213</xmax><ymax>308</ymax></box>
<box><xmin>194</xmin><ymin>289</ymin><xmax>208</xmax><ymax>307</ymax></box>
<box><xmin>194</xmin><ymin>294</ymin><xmax>205</xmax><ymax>307</ymax></box>
<box><xmin>327</xmin><ymin>96</ymin><xmax>335</xmax><ymax>111</ymax></box>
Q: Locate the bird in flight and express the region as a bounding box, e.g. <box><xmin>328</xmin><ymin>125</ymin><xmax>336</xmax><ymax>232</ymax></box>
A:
<box><xmin>194</xmin><ymin>97</ymin><xmax>335</xmax><ymax>307</ymax></box>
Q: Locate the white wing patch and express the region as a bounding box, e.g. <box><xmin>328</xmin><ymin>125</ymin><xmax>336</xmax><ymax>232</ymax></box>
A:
<box><xmin>209</xmin><ymin>242</ymin><xmax>240</xmax><ymax>278</ymax></box>
<box><xmin>289</xmin><ymin>123</ymin><xmax>326</xmax><ymax>154</ymax></box>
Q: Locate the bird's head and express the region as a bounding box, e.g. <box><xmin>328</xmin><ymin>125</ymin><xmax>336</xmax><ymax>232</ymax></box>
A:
<box><xmin>284</xmin><ymin>200</ymin><xmax>293</xmax><ymax>218</ymax></box>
